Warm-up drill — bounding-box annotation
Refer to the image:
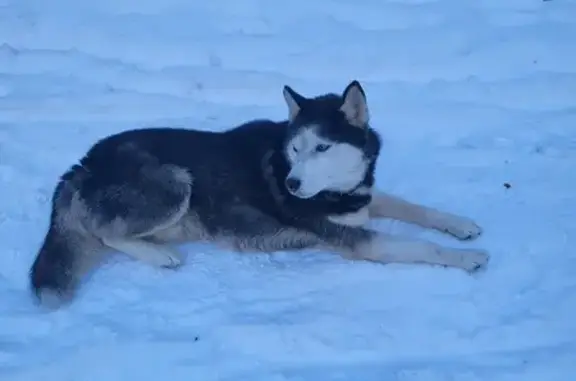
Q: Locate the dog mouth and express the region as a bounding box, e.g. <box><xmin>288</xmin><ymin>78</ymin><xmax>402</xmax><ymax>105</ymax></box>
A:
<box><xmin>287</xmin><ymin>188</ymin><xmax>316</xmax><ymax>199</ymax></box>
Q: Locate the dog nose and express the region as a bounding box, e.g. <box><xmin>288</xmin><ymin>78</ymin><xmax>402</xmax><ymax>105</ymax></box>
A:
<box><xmin>285</xmin><ymin>177</ymin><xmax>301</xmax><ymax>192</ymax></box>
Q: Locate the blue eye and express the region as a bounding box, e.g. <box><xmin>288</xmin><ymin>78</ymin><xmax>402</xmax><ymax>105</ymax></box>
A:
<box><xmin>315</xmin><ymin>144</ymin><xmax>331</xmax><ymax>152</ymax></box>
<box><xmin>292</xmin><ymin>146</ymin><xmax>299</xmax><ymax>153</ymax></box>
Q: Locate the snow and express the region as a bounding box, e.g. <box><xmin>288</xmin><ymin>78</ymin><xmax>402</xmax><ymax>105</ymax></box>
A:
<box><xmin>1</xmin><ymin>0</ymin><xmax>575</xmax><ymax>379</ymax></box>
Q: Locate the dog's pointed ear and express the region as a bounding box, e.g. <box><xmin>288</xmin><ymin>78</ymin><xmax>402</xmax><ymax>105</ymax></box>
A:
<box><xmin>283</xmin><ymin>85</ymin><xmax>306</xmax><ymax>122</ymax></box>
<box><xmin>340</xmin><ymin>80</ymin><xmax>369</xmax><ymax>128</ymax></box>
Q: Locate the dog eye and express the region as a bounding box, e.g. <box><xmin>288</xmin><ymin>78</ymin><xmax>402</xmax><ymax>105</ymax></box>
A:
<box><xmin>292</xmin><ymin>145</ymin><xmax>299</xmax><ymax>153</ymax></box>
<box><xmin>315</xmin><ymin>144</ymin><xmax>331</xmax><ymax>152</ymax></box>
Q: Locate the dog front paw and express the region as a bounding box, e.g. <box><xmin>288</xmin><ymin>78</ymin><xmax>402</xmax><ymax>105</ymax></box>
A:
<box><xmin>455</xmin><ymin>248</ymin><xmax>490</xmax><ymax>272</ymax></box>
<box><xmin>432</xmin><ymin>213</ymin><xmax>483</xmax><ymax>241</ymax></box>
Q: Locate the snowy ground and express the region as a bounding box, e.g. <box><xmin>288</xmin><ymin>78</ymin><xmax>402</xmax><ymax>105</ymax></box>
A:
<box><xmin>1</xmin><ymin>0</ymin><xmax>576</xmax><ymax>379</ymax></box>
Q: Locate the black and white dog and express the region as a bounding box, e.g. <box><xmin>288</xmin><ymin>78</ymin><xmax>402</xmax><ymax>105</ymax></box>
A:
<box><xmin>30</xmin><ymin>80</ymin><xmax>489</xmax><ymax>308</ymax></box>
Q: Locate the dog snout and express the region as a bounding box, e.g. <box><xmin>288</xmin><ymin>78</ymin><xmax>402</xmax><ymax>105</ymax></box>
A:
<box><xmin>285</xmin><ymin>177</ymin><xmax>302</xmax><ymax>193</ymax></box>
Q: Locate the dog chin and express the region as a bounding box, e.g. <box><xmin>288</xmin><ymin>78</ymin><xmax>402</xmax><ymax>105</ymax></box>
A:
<box><xmin>287</xmin><ymin>188</ymin><xmax>319</xmax><ymax>199</ymax></box>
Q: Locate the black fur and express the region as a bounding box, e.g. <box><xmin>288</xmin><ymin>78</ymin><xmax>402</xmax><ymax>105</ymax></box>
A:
<box><xmin>80</xmin><ymin>118</ymin><xmax>378</xmax><ymax>230</ymax></box>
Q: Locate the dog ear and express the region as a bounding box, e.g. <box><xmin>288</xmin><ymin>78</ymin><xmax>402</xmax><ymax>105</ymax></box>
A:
<box><xmin>340</xmin><ymin>80</ymin><xmax>369</xmax><ymax>128</ymax></box>
<box><xmin>283</xmin><ymin>85</ymin><xmax>306</xmax><ymax>122</ymax></box>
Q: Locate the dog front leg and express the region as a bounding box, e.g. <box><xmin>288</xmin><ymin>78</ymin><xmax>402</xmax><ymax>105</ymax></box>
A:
<box><xmin>368</xmin><ymin>191</ymin><xmax>482</xmax><ymax>240</ymax></box>
<box><xmin>306</xmin><ymin>221</ymin><xmax>489</xmax><ymax>273</ymax></box>
<box><xmin>352</xmin><ymin>233</ymin><xmax>489</xmax><ymax>272</ymax></box>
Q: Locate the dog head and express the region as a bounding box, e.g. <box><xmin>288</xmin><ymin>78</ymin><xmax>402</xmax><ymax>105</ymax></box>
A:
<box><xmin>281</xmin><ymin>80</ymin><xmax>380</xmax><ymax>199</ymax></box>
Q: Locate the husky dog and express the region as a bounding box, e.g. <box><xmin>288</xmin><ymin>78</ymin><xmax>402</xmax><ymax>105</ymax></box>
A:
<box><xmin>29</xmin><ymin>80</ymin><xmax>489</xmax><ymax>308</ymax></box>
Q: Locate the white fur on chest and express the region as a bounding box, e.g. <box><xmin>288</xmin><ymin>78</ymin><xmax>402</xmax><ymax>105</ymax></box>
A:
<box><xmin>327</xmin><ymin>207</ymin><xmax>370</xmax><ymax>227</ymax></box>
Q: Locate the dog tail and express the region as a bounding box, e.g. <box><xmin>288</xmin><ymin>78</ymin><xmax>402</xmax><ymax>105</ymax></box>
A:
<box><xmin>29</xmin><ymin>166</ymin><xmax>105</xmax><ymax>309</ymax></box>
<box><xmin>29</xmin><ymin>223</ymin><xmax>89</xmax><ymax>307</ymax></box>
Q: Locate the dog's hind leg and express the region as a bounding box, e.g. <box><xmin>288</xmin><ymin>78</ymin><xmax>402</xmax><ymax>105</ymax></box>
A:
<box><xmin>368</xmin><ymin>190</ymin><xmax>482</xmax><ymax>240</ymax></box>
<box><xmin>29</xmin><ymin>160</ymin><xmax>193</xmax><ymax>308</ymax></box>
<box><xmin>102</xmin><ymin>238</ymin><xmax>183</xmax><ymax>268</ymax></box>
<box><xmin>85</xmin><ymin>163</ymin><xmax>192</xmax><ymax>267</ymax></box>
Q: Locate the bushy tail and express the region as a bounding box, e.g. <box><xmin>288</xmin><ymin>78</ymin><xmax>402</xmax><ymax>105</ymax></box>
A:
<box><xmin>29</xmin><ymin>226</ymin><xmax>84</xmax><ymax>308</ymax></box>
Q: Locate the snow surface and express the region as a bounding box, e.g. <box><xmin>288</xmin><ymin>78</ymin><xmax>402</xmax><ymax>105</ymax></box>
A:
<box><xmin>1</xmin><ymin>0</ymin><xmax>576</xmax><ymax>379</ymax></box>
